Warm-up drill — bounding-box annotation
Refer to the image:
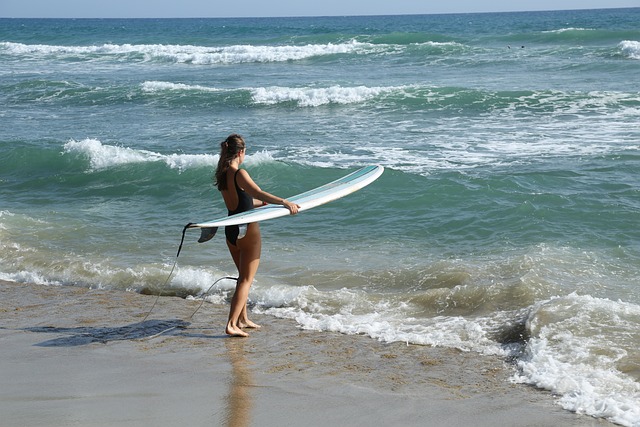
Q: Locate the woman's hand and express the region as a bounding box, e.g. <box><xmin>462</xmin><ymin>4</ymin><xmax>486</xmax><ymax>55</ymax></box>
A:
<box><xmin>282</xmin><ymin>199</ymin><xmax>300</xmax><ymax>215</ymax></box>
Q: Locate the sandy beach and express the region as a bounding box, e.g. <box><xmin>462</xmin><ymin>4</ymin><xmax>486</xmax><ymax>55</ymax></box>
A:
<box><xmin>0</xmin><ymin>280</ymin><xmax>608</xmax><ymax>427</ymax></box>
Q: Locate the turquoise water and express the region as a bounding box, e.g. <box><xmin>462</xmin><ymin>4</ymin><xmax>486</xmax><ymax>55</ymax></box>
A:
<box><xmin>1</xmin><ymin>9</ymin><xmax>640</xmax><ymax>425</ymax></box>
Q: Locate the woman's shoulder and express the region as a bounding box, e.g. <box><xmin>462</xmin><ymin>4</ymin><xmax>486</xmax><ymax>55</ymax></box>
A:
<box><xmin>235</xmin><ymin>168</ymin><xmax>258</xmax><ymax>190</ymax></box>
<box><xmin>235</xmin><ymin>168</ymin><xmax>252</xmax><ymax>180</ymax></box>
<box><xmin>227</xmin><ymin>167</ymin><xmax>241</xmax><ymax>178</ymax></box>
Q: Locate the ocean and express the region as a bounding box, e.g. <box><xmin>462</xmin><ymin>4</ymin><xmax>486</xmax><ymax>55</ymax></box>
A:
<box><xmin>1</xmin><ymin>8</ymin><xmax>639</xmax><ymax>425</ymax></box>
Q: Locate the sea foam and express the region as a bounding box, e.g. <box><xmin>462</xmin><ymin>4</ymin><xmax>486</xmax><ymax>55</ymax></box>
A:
<box><xmin>62</xmin><ymin>138</ymin><xmax>275</xmax><ymax>171</ymax></box>
<box><xmin>1</xmin><ymin>40</ymin><xmax>371</xmax><ymax>64</ymax></box>
<box><xmin>619</xmin><ymin>40</ymin><xmax>640</xmax><ymax>60</ymax></box>
<box><xmin>250</xmin><ymin>85</ymin><xmax>400</xmax><ymax>107</ymax></box>
<box><xmin>140</xmin><ymin>81</ymin><xmax>224</xmax><ymax>93</ymax></box>
<box><xmin>513</xmin><ymin>294</ymin><xmax>640</xmax><ymax>427</ymax></box>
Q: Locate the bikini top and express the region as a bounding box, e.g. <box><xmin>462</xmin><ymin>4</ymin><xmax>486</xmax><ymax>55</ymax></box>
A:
<box><xmin>228</xmin><ymin>170</ymin><xmax>253</xmax><ymax>216</ymax></box>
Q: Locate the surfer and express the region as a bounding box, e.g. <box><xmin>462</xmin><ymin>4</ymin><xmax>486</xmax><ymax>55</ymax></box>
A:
<box><xmin>215</xmin><ymin>134</ymin><xmax>299</xmax><ymax>337</ymax></box>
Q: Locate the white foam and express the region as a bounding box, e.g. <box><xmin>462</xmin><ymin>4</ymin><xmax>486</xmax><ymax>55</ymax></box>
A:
<box><xmin>241</xmin><ymin>253</ymin><xmax>640</xmax><ymax>427</ymax></box>
<box><xmin>250</xmin><ymin>85</ymin><xmax>400</xmax><ymax>107</ymax></box>
<box><xmin>62</xmin><ymin>138</ymin><xmax>275</xmax><ymax>171</ymax></box>
<box><xmin>249</xmin><ymin>283</ymin><xmax>504</xmax><ymax>354</ymax></box>
<box><xmin>140</xmin><ymin>81</ymin><xmax>223</xmax><ymax>93</ymax></box>
<box><xmin>141</xmin><ymin>80</ymin><xmax>408</xmax><ymax>107</ymax></box>
<box><xmin>162</xmin><ymin>152</ymin><xmax>218</xmax><ymax>171</ymax></box>
<box><xmin>419</xmin><ymin>41</ymin><xmax>465</xmax><ymax>47</ymax></box>
<box><xmin>63</xmin><ymin>138</ymin><xmax>162</xmax><ymax>169</ymax></box>
<box><xmin>290</xmin><ymin>125</ymin><xmax>621</xmax><ymax>176</ymax></box>
<box><xmin>619</xmin><ymin>40</ymin><xmax>640</xmax><ymax>60</ymax></box>
<box><xmin>0</xmin><ymin>271</ymin><xmax>63</xmax><ymax>286</ymax></box>
<box><xmin>1</xmin><ymin>40</ymin><xmax>372</xmax><ymax>64</ymax></box>
<box><xmin>542</xmin><ymin>27</ymin><xmax>595</xmax><ymax>33</ymax></box>
<box><xmin>169</xmin><ymin>266</ymin><xmax>234</xmax><ymax>295</ymax></box>
<box><xmin>0</xmin><ymin>210</ymin><xmax>16</xmax><ymax>219</ymax></box>
<box><xmin>513</xmin><ymin>294</ymin><xmax>640</xmax><ymax>427</ymax></box>
<box><xmin>0</xmin><ymin>234</ymin><xmax>234</xmax><ymax>295</ymax></box>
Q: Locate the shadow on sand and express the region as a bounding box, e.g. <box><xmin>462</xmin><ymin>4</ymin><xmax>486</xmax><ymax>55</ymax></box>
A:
<box><xmin>25</xmin><ymin>319</ymin><xmax>193</xmax><ymax>347</ymax></box>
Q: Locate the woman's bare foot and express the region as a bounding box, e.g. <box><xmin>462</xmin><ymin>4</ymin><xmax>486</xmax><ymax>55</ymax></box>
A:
<box><xmin>226</xmin><ymin>322</ymin><xmax>249</xmax><ymax>337</ymax></box>
<box><xmin>239</xmin><ymin>319</ymin><xmax>261</xmax><ymax>329</ymax></box>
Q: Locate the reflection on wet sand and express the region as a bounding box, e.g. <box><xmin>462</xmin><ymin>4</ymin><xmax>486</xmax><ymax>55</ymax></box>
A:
<box><xmin>224</xmin><ymin>339</ymin><xmax>254</xmax><ymax>427</ymax></box>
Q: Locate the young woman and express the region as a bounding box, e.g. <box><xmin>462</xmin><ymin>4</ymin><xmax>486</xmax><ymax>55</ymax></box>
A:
<box><xmin>214</xmin><ymin>134</ymin><xmax>299</xmax><ymax>337</ymax></box>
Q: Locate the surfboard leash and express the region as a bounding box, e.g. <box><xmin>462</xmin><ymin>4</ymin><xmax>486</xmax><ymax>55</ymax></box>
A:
<box><xmin>186</xmin><ymin>275</ymin><xmax>237</xmax><ymax>320</ymax></box>
<box><xmin>142</xmin><ymin>223</ymin><xmax>237</xmax><ymax>323</ymax></box>
<box><xmin>142</xmin><ymin>223</ymin><xmax>193</xmax><ymax>322</ymax></box>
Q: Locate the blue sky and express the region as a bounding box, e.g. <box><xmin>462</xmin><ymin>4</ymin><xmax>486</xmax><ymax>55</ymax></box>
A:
<box><xmin>1</xmin><ymin>0</ymin><xmax>638</xmax><ymax>18</ymax></box>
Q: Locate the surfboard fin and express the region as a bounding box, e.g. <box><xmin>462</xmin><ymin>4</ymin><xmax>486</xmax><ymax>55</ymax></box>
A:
<box><xmin>197</xmin><ymin>227</ymin><xmax>218</xmax><ymax>243</ymax></box>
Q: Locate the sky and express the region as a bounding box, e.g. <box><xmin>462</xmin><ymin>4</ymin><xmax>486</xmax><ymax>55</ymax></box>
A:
<box><xmin>1</xmin><ymin>0</ymin><xmax>638</xmax><ymax>18</ymax></box>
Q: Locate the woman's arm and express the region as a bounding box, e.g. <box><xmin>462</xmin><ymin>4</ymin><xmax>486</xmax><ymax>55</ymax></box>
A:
<box><xmin>236</xmin><ymin>169</ymin><xmax>299</xmax><ymax>214</ymax></box>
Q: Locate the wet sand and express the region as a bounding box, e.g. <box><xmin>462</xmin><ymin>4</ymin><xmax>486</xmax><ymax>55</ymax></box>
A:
<box><xmin>0</xmin><ymin>280</ymin><xmax>608</xmax><ymax>427</ymax></box>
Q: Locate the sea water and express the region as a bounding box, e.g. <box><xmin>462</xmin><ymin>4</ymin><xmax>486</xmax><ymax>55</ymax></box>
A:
<box><xmin>1</xmin><ymin>9</ymin><xmax>639</xmax><ymax>425</ymax></box>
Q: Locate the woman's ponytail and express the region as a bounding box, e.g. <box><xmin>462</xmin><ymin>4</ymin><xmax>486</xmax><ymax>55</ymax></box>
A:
<box><xmin>214</xmin><ymin>134</ymin><xmax>245</xmax><ymax>191</ymax></box>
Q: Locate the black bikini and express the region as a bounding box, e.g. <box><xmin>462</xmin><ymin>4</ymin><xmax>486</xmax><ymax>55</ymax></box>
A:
<box><xmin>225</xmin><ymin>170</ymin><xmax>253</xmax><ymax>246</ymax></box>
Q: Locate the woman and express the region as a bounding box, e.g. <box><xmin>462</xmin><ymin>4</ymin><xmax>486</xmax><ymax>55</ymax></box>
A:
<box><xmin>215</xmin><ymin>134</ymin><xmax>299</xmax><ymax>337</ymax></box>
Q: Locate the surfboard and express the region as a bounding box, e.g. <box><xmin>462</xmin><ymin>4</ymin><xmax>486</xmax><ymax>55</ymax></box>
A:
<box><xmin>189</xmin><ymin>165</ymin><xmax>383</xmax><ymax>238</ymax></box>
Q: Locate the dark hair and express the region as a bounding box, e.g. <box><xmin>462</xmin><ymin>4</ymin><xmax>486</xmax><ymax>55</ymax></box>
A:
<box><xmin>214</xmin><ymin>134</ymin><xmax>245</xmax><ymax>191</ymax></box>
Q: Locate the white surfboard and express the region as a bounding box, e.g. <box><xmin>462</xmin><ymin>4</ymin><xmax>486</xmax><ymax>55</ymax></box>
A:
<box><xmin>189</xmin><ymin>165</ymin><xmax>383</xmax><ymax>235</ymax></box>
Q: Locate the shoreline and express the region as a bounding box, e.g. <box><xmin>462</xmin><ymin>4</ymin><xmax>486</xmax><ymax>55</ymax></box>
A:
<box><xmin>0</xmin><ymin>280</ymin><xmax>607</xmax><ymax>426</ymax></box>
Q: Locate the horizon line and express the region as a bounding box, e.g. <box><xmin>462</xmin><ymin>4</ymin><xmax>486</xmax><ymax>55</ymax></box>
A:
<box><xmin>1</xmin><ymin>6</ymin><xmax>637</xmax><ymax>20</ymax></box>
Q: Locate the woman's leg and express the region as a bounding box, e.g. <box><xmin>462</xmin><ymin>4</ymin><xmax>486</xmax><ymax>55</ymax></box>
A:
<box><xmin>226</xmin><ymin>224</ymin><xmax>261</xmax><ymax>337</ymax></box>
<box><xmin>226</xmin><ymin>239</ymin><xmax>259</xmax><ymax>329</ymax></box>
